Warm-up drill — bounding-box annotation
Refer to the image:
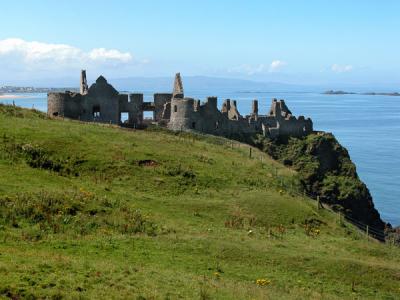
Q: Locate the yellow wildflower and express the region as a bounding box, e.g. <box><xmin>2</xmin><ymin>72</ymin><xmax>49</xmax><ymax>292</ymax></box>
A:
<box><xmin>256</xmin><ymin>278</ymin><xmax>271</xmax><ymax>286</ymax></box>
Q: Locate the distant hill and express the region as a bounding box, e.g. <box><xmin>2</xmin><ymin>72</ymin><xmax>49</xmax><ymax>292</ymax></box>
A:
<box><xmin>323</xmin><ymin>90</ymin><xmax>356</xmax><ymax>95</ymax></box>
<box><xmin>2</xmin><ymin>75</ymin><xmax>399</xmax><ymax>94</ymax></box>
<box><xmin>104</xmin><ymin>76</ymin><xmax>316</xmax><ymax>93</ymax></box>
<box><xmin>1</xmin><ymin>76</ymin><xmax>318</xmax><ymax>93</ymax></box>
<box><xmin>323</xmin><ymin>90</ymin><xmax>400</xmax><ymax>96</ymax></box>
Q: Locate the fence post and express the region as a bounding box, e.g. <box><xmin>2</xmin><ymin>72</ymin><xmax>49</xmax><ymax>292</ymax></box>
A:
<box><xmin>366</xmin><ymin>225</ymin><xmax>369</xmax><ymax>241</ymax></box>
<box><xmin>249</xmin><ymin>147</ymin><xmax>252</xmax><ymax>158</ymax></box>
<box><xmin>317</xmin><ymin>196</ymin><xmax>323</xmax><ymax>209</ymax></box>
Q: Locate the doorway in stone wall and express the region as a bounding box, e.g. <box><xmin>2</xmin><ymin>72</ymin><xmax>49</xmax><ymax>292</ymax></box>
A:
<box><xmin>93</xmin><ymin>105</ymin><xmax>101</xmax><ymax>119</ymax></box>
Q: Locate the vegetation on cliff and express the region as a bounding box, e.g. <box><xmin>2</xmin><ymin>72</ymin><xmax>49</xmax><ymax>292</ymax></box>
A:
<box><xmin>252</xmin><ymin>133</ymin><xmax>385</xmax><ymax>231</ymax></box>
<box><xmin>0</xmin><ymin>104</ymin><xmax>399</xmax><ymax>299</ymax></box>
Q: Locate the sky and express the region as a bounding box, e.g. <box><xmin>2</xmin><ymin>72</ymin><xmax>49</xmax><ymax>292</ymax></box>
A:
<box><xmin>1</xmin><ymin>0</ymin><xmax>399</xmax><ymax>88</ymax></box>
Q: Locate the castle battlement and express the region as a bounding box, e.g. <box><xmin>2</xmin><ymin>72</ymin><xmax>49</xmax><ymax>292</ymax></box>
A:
<box><xmin>47</xmin><ymin>71</ymin><xmax>313</xmax><ymax>138</ymax></box>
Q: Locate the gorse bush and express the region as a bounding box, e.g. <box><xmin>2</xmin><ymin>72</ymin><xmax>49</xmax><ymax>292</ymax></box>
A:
<box><xmin>1</xmin><ymin>134</ymin><xmax>85</xmax><ymax>176</ymax></box>
<box><xmin>0</xmin><ymin>189</ymin><xmax>160</xmax><ymax>238</ymax></box>
<box><xmin>303</xmin><ymin>218</ymin><xmax>324</xmax><ymax>237</ymax></box>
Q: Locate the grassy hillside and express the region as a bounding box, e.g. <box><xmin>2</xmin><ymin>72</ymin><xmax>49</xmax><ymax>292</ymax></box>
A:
<box><xmin>0</xmin><ymin>104</ymin><xmax>399</xmax><ymax>299</ymax></box>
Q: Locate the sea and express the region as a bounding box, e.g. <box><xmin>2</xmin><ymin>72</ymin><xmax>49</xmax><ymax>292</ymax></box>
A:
<box><xmin>2</xmin><ymin>90</ymin><xmax>399</xmax><ymax>226</ymax></box>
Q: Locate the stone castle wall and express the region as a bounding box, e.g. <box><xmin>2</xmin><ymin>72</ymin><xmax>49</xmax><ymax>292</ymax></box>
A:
<box><xmin>48</xmin><ymin>93</ymin><xmax>66</xmax><ymax>117</ymax></box>
<box><xmin>47</xmin><ymin>74</ymin><xmax>173</xmax><ymax>127</ymax></box>
<box><xmin>168</xmin><ymin>96</ymin><xmax>312</xmax><ymax>139</ymax></box>
<box><xmin>47</xmin><ymin>71</ymin><xmax>313</xmax><ymax>139</ymax></box>
<box><xmin>154</xmin><ymin>93</ymin><xmax>173</xmax><ymax>121</ymax></box>
<box><xmin>48</xmin><ymin>92</ymin><xmax>83</xmax><ymax>119</ymax></box>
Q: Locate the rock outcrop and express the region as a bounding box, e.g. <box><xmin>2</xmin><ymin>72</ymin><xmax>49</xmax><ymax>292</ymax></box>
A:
<box><xmin>253</xmin><ymin>132</ymin><xmax>386</xmax><ymax>231</ymax></box>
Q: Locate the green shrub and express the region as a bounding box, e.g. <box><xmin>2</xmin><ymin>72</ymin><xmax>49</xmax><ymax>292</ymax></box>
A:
<box><xmin>0</xmin><ymin>190</ymin><xmax>160</xmax><ymax>237</ymax></box>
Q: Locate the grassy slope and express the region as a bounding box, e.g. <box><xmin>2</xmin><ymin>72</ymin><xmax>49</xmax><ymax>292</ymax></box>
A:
<box><xmin>0</xmin><ymin>105</ymin><xmax>399</xmax><ymax>299</ymax></box>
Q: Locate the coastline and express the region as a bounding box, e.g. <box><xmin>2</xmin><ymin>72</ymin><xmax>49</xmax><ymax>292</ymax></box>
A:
<box><xmin>0</xmin><ymin>94</ymin><xmax>27</xmax><ymax>99</ymax></box>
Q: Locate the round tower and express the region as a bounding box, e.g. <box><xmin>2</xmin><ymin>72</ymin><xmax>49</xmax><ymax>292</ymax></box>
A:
<box><xmin>168</xmin><ymin>97</ymin><xmax>196</xmax><ymax>131</ymax></box>
<box><xmin>47</xmin><ymin>93</ymin><xmax>66</xmax><ymax>117</ymax></box>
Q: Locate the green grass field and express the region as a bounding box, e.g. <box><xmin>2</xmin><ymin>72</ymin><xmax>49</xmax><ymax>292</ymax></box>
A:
<box><xmin>0</xmin><ymin>104</ymin><xmax>399</xmax><ymax>299</ymax></box>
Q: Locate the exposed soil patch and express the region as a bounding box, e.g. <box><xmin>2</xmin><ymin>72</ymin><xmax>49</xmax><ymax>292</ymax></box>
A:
<box><xmin>137</xmin><ymin>159</ymin><xmax>159</xmax><ymax>167</ymax></box>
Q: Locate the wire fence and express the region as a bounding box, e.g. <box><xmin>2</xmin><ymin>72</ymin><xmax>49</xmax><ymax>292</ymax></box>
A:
<box><xmin>126</xmin><ymin>129</ymin><xmax>392</xmax><ymax>244</ymax></box>
<box><xmin>209</xmin><ymin>138</ymin><xmax>390</xmax><ymax>243</ymax></box>
<box><xmin>43</xmin><ymin>123</ymin><xmax>393</xmax><ymax>244</ymax></box>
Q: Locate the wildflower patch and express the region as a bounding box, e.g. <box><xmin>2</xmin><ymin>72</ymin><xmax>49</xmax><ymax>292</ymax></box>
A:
<box><xmin>303</xmin><ymin>218</ymin><xmax>324</xmax><ymax>237</ymax></box>
<box><xmin>256</xmin><ymin>278</ymin><xmax>271</xmax><ymax>286</ymax></box>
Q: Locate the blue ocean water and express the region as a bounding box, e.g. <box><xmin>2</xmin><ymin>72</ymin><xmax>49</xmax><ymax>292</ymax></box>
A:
<box><xmin>2</xmin><ymin>91</ymin><xmax>399</xmax><ymax>226</ymax></box>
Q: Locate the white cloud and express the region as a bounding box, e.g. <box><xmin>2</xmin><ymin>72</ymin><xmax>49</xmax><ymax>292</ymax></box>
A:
<box><xmin>228</xmin><ymin>60</ymin><xmax>287</xmax><ymax>75</ymax></box>
<box><xmin>88</xmin><ymin>48</ymin><xmax>132</xmax><ymax>63</ymax></box>
<box><xmin>0</xmin><ymin>38</ymin><xmax>138</xmax><ymax>72</ymax></box>
<box><xmin>269</xmin><ymin>60</ymin><xmax>287</xmax><ymax>72</ymax></box>
<box><xmin>331</xmin><ymin>64</ymin><xmax>353</xmax><ymax>73</ymax></box>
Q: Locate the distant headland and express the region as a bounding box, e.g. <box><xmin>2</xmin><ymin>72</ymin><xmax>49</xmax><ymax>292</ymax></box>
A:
<box><xmin>324</xmin><ymin>90</ymin><xmax>400</xmax><ymax>96</ymax></box>
<box><xmin>0</xmin><ymin>86</ymin><xmax>79</xmax><ymax>94</ymax></box>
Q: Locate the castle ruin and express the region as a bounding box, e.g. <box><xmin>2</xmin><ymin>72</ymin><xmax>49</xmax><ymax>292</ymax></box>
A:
<box><xmin>47</xmin><ymin>71</ymin><xmax>313</xmax><ymax>139</ymax></box>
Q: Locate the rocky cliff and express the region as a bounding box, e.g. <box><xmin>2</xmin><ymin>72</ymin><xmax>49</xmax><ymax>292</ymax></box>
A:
<box><xmin>252</xmin><ymin>132</ymin><xmax>386</xmax><ymax>231</ymax></box>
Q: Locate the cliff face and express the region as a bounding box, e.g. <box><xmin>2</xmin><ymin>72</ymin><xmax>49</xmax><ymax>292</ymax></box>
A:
<box><xmin>253</xmin><ymin>133</ymin><xmax>386</xmax><ymax>230</ymax></box>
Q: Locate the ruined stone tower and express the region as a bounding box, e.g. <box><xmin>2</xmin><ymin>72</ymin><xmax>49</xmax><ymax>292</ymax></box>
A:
<box><xmin>252</xmin><ymin>100</ymin><xmax>259</xmax><ymax>115</ymax></box>
<box><xmin>80</xmin><ymin>70</ymin><xmax>89</xmax><ymax>95</ymax></box>
<box><xmin>48</xmin><ymin>70</ymin><xmax>313</xmax><ymax>139</ymax></box>
<box><xmin>172</xmin><ymin>73</ymin><xmax>184</xmax><ymax>98</ymax></box>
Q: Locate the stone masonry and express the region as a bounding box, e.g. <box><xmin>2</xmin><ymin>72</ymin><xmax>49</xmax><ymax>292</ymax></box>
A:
<box><xmin>47</xmin><ymin>70</ymin><xmax>313</xmax><ymax>138</ymax></box>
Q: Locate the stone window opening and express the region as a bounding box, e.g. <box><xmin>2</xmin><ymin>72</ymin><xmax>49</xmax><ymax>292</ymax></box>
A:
<box><xmin>143</xmin><ymin>111</ymin><xmax>154</xmax><ymax>120</ymax></box>
<box><xmin>174</xmin><ymin>105</ymin><xmax>177</xmax><ymax>112</ymax></box>
<box><xmin>192</xmin><ymin>122</ymin><xmax>196</xmax><ymax>129</ymax></box>
<box><xmin>93</xmin><ymin>105</ymin><xmax>101</xmax><ymax>118</ymax></box>
<box><xmin>120</xmin><ymin>112</ymin><xmax>129</xmax><ymax>124</ymax></box>
<box><xmin>52</xmin><ymin>112</ymin><xmax>59</xmax><ymax>117</ymax></box>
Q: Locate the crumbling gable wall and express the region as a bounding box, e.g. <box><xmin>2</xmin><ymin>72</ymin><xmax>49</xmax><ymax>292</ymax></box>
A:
<box><xmin>168</xmin><ymin>96</ymin><xmax>257</xmax><ymax>136</ymax></box>
<box><xmin>172</xmin><ymin>73</ymin><xmax>184</xmax><ymax>98</ymax></box>
<box><xmin>81</xmin><ymin>76</ymin><xmax>120</xmax><ymax>123</ymax></box>
<box><xmin>80</xmin><ymin>70</ymin><xmax>89</xmax><ymax>95</ymax></box>
<box><xmin>262</xmin><ymin>99</ymin><xmax>313</xmax><ymax>138</ymax></box>
<box><xmin>168</xmin><ymin>96</ymin><xmax>313</xmax><ymax>139</ymax></box>
<box><xmin>154</xmin><ymin>93</ymin><xmax>173</xmax><ymax>121</ymax></box>
<box><xmin>47</xmin><ymin>71</ymin><xmax>313</xmax><ymax>139</ymax></box>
